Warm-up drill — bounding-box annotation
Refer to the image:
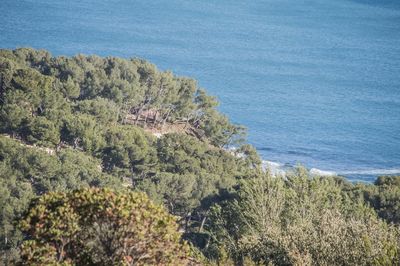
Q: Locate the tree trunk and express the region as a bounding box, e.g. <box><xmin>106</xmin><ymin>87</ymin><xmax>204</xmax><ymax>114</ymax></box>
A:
<box><xmin>134</xmin><ymin>105</ymin><xmax>145</xmax><ymax>125</ymax></box>
<box><xmin>185</xmin><ymin>212</ymin><xmax>192</xmax><ymax>232</ymax></box>
<box><xmin>73</xmin><ymin>138</ymin><xmax>80</xmax><ymax>149</ymax></box>
<box><xmin>162</xmin><ymin>108</ymin><xmax>172</xmax><ymax>128</ymax></box>
<box><xmin>152</xmin><ymin>110</ymin><xmax>158</xmax><ymax>125</ymax></box>
<box><xmin>144</xmin><ymin>112</ymin><xmax>149</xmax><ymax>128</ymax></box>
<box><xmin>198</xmin><ymin>216</ymin><xmax>207</xmax><ymax>233</ymax></box>
<box><xmin>57</xmin><ymin>240</ymin><xmax>67</xmax><ymax>262</ymax></box>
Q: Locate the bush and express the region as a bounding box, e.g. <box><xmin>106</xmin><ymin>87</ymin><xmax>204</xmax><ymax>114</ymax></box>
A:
<box><xmin>18</xmin><ymin>188</ymin><xmax>191</xmax><ymax>265</ymax></box>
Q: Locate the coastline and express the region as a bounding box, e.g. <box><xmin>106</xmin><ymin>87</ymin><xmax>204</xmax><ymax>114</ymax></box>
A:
<box><xmin>262</xmin><ymin>159</ymin><xmax>400</xmax><ymax>183</ymax></box>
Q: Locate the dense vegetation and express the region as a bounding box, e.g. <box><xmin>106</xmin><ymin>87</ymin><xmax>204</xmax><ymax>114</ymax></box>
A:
<box><xmin>0</xmin><ymin>48</ymin><xmax>399</xmax><ymax>265</ymax></box>
<box><xmin>205</xmin><ymin>173</ymin><xmax>400</xmax><ymax>265</ymax></box>
<box><xmin>0</xmin><ymin>48</ymin><xmax>256</xmax><ymax>264</ymax></box>
<box><xmin>18</xmin><ymin>188</ymin><xmax>190</xmax><ymax>265</ymax></box>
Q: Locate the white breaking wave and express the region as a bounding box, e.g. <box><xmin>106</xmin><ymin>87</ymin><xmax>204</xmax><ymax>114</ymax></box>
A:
<box><xmin>258</xmin><ymin>158</ymin><xmax>399</xmax><ymax>179</ymax></box>
<box><xmin>337</xmin><ymin>168</ymin><xmax>400</xmax><ymax>176</ymax></box>
<box><xmin>262</xmin><ymin>160</ymin><xmax>338</xmax><ymax>177</ymax></box>
<box><xmin>262</xmin><ymin>160</ymin><xmax>286</xmax><ymax>176</ymax></box>
<box><xmin>262</xmin><ymin>160</ymin><xmax>282</xmax><ymax>169</ymax></box>
<box><xmin>309</xmin><ymin>168</ymin><xmax>337</xmax><ymax>176</ymax></box>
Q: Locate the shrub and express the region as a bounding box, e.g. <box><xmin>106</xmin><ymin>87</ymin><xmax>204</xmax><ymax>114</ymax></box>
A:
<box><xmin>18</xmin><ymin>188</ymin><xmax>191</xmax><ymax>265</ymax></box>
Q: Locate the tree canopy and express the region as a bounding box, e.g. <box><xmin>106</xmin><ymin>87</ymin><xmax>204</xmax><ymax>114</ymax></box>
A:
<box><xmin>205</xmin><ymin>171</ymin><xmax>400</xmax><ymax>265</ymax></box>
<box><xmin>0</xmin><ymin>48</ymin><xmax>245</xmax><ymax>148</ymax></box>
<box><xmin>1</xmin><ymin>48</ymin><xmax>400</xmax><ymax>265</ymax></box>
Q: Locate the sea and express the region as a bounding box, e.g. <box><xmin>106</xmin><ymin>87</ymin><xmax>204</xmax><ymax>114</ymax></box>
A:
<box><xmin>1</xmin><ymin>0</ymin><xmax>400</xmax><ymax>182</ymax></box>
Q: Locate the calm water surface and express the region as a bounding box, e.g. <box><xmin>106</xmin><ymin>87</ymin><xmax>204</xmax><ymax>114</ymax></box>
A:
<box><xmin>1</xmin><ymin>0</ymin><xmax>400</xmax><ymax>181</ymax></box>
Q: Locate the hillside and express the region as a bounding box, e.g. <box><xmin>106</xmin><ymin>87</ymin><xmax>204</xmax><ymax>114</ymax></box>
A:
<box><xmin>1</xmin><ymin>48</ymin><xmax>400</xmax><ymax>265</ymax></box>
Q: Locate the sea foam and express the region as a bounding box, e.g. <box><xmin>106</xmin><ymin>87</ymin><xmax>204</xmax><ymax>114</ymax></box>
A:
<box><xmin>262</xmin><ymin>160</ymin><xmax>400</xmax><ymax>180</ymax></box>
<box><xmin>262</xmin><ymin>160</ymin><xmax>338</xmax><ymax>177</ymax></box>
<box><xmin>337</xmin><ymin>168</ymin><xmax>400</xmax><ymax>176</ymax></box>
<box><xmin>262</xmin><ymin>160</ymin><xmax>287</xmax><ymax>176</ymax></box>
<box><xmin>309</xmin><ymin>168</ymin><xmax>337</xmax><ymax>177</ymax></box>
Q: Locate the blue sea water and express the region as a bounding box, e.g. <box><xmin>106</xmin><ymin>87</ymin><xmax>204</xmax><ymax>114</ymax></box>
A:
<box><xmin>1</xmin><ymin>0</ymin><xmax>400</xmax><ymax>182</ymax></box>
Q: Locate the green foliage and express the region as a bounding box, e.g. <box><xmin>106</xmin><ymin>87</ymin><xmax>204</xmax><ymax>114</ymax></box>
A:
<box><xmin>27</xmin><ymin>116</ymin><xmax>60</xmax><ymax>146</ymax></box>
<box><xmin>0</xmin><ymin>48</ymin><xmax>242</xmax><ymax>148</ymax></box>
<box><xmin>370</xmin><ymin>175</ymin><xmax>400</xmax><ymax>223</ymax></box>
<box><xmin>1</xmin><ymin>47</ymin><xmax>400</xmax><ymax>265</ymax></box>
<box><xmin>18</xmin><ymin>188</ymin><xmax>191</xmax><ymax>265</ymax></box>
<box><xmin>63</xmin><ymin>113</ymin><xmax>105</xmax><ymax>152</ymax></box>
<box><xmin>74</xmin><ymin>97</ymin><xmax>119</xmax><ymax>124</ymax></box>
<box><xmin>0</xmin><ymin>136</ymin><xmax>120</xmax><ymax>263</ymax></box>
<box><xmin>0</xmin><ymin>45</ymin><xmax>254</xmax><ymax>262</ymax></box>
<box><xmin>205</xmin><ymin>170</ymin><xmax>400</xmax><ymax>265</ymax></box>
<box><xmin>102</xmin><ymin>125</ymin><xmax>155</xmax><ymax>175</ymax></box>
<box><xmin>0</xmin><ymin>62</ymin><xmax>69</xmax><ymax>144</ymax></box>
<box><xmin>342</xmin><ymin>175</ymin><xmax>400</xmax><ymax>225</ymax></box>
<box><xmin>0</xmin><ymin>89</ymin><xmax>33</xmax><ymax>135</ymax></box>
<box><xmin>236</xmin><ymin>144</ymin><xmax>262</xmax><ymax>171</ymax></box>
<box><xmin>148</xmin><ymin>133</ymin><xmax>256</xmax><ymax>216</ymax></box>
<box><xmin>136</xmin><ymin>172</ymin><xmax>198</xmax><ymax>216</ymax></box>
<box><xmin>193</xmin><ymin>89</ymin><xmax>246</xmax><ymax>147</ymax></box>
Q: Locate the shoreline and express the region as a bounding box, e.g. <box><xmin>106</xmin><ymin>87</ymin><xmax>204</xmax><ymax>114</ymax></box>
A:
<box><xmin>262</xmin><ymin>159</ymin><xmax>400</xmax><ymax>183</ymax></box>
